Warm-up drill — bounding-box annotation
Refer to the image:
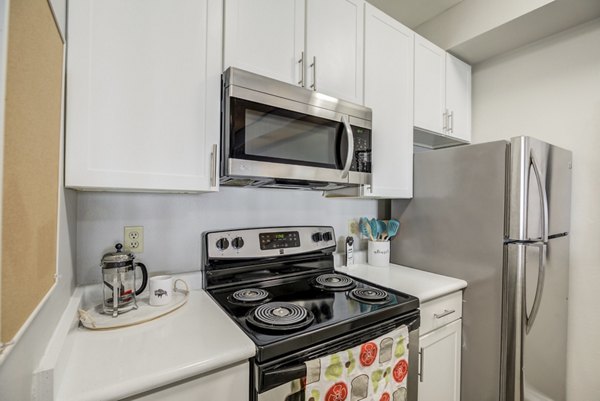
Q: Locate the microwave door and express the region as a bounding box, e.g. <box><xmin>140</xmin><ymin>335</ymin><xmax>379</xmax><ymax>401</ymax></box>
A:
<box><xmin>229</xmin><ymin>97</ymin><xmax>342</xmax><ymax>170</ymax></box>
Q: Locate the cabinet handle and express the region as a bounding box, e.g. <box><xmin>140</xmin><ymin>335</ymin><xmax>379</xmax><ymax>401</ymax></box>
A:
<box><xmin>419</xmin><ymin>347</ymin><xmax>425</xmax><ymax>382</ymax></box>
<box><xmin>298</xmin><ymin>52</ymin><xmax>305</xmax><ymax>87</ymax></box>
<box><xmin>310</xmin><ymin>56</ymin><xmax>317</xmax><ymax>91</ymax></box>
<box><xmin>434</xmin><ymin>309</ymin><xmax>456</xmax><ymax>319</ymax></box>
<box><xmin>448</xmin><ymin>110</ymin><xmax>454</xmax><ymax>134</ymax></box>
<box><xmin>210</xmin><ymin>144</ymin><xmax>218</xmax><ymax>188</ymax></box>
<box><xmin>443</xmin><ymin>109</ymin><xmax>448</xmax><ymax>132</ymax></box>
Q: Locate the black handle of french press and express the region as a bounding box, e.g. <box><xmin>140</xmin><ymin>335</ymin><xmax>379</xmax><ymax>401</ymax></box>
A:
<box><xmin>135</xmin><ymin>262</ymin><xmax>148</xmax><ymax>295</ymax></box>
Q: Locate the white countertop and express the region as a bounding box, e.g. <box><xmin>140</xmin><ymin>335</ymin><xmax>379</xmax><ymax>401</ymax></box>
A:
<box><xmin>56</xmin><ymin>290</ymin><xmax>255</xmax><ymax>401</ymax></box>
<box><xmin>337</xmin><ymin>263</ymin><xmax>467</xmax><ymax>303</ymax></box>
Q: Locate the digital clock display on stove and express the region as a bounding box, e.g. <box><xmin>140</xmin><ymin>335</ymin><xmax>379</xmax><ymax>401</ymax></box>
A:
<box><xmin>259</xmin><ymin>231</ymin><xmax>300</xmax><ymax>250</ymax></box>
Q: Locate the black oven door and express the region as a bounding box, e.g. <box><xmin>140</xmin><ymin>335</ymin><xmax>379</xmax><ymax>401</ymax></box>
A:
<box><xmin>252</xmin><ymin>311</ymin><xmax>420</xmax><ymax>401</ymax></box>
<box><xmin>226</xmin><ymin>97</ymin><xmax>371</xmax><ymax>184</ymax></box>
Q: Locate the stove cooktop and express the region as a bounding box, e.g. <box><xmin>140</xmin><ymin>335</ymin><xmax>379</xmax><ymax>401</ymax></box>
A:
<box><xmin>208</xmin><ymin>272</ymin><xmax>419</xmax><ymax>362</ymax></box>
<box><xmin>203</xmin><ymin>226</ymin><xmax>419</xmax><ymax>363</ymax></box>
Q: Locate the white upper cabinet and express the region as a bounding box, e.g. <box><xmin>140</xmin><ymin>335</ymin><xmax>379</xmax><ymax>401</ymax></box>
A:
<box><xmin>414</xmin><ymin>35</ymin><xmax>445</xmax><ymax>135</ymax></box>
<box><xmin>363</xmin><ymin>4</ymin><xmax>414</xmax><ymax>198</ymax></box>
<box><xmin>305</xmin><ymin>0</ymin><xmax>364</xmax><ymax>104</ymax></box>
<box><xmin>223</xmin><ymin>0</ymin><xmax>364</xmax><ymax>103</ymax></box>
<box><xmin>223</xmin><ymin>0</ymin><xmax>305</xmax><ymax>86</ymax></box>
<box><xmin>445</xmin><ymin>53</ymin><xmax>472</xmax><ymax>142</ymax></box>
<box><xmin>66</xmin><ymin>0</ymin><xmax>222</xmax><ymax>192</ymax></box>
<box><xmin>414</xmin><ymin>34</ymin><xmax>471</xmax><ymax>143</ymax></box>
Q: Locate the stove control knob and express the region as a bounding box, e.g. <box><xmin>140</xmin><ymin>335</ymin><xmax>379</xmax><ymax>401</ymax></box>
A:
<box><xmin>216</xmin><ymin>237</ymin><xmax>229</xmax><ymax>251</ymax></box>
<box><xmin>232</xmin><ymin>237</ymin><xmax>244</xmax><ymax>249</ymax></box>
<box><xmin>312</xmin><ymin>232</ymin><xmax>323</xmax><ymax>242</ymax></box>
<box><xmin>322</xmin><ymin>232</ymin><xmax>333</xmax><ymax>242</ymax></box>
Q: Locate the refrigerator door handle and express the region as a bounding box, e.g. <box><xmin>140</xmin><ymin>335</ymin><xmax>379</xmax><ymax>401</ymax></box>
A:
<box><xmin>525</xmin><ymin>243</ymin><xmax>546</xmax><ymax>334</ymax></box>
<box><xmin>530</xmin><ymin>151</ymin><xmax>549</xmax><ymax>243</ymax></box>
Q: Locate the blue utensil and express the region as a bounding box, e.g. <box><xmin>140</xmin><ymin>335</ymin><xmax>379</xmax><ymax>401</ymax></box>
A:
<box><xmin>369</xmin><ymin>218</ymin><xmax>380</xmax><ymax>241</ymax></box>
<box><xmin>359</xmin><ymin>217</ymin><xmax>374</xmax><ymax>241</ymax></box>
<box><xmin>377</xmin><ymin>220</ymin><xmax>387</xmax><ymax>240</ymax></box>
<box><xmin>387</xmin><ymin>219</ymin><xmax>400</xmax><ymax>239</ymax></box>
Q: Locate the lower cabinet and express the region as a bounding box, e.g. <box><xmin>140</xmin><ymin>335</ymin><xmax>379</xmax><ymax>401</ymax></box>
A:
<box><xmin>418</xmin><ymin>292</ymin><xmax>462</xmax><ymax>401</ymax></box>
<box><xmin>418</xmin><ymin>319</ymin><xmax>461</xmax><ymax>401</ymax></box>
<box><xmin>125</xmin><ymin>362</ymin><xmax>249</xmax><ymax>401</ymax></box>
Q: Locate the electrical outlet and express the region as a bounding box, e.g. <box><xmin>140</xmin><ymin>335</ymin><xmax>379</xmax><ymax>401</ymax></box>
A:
<box><xmin>348</xmin><ymin>219</ymin><xmax>359</xmax><ymax>236</ymax></box>
<box><xmin>124</xmin><ymin>226</ymin><xmax>144</xmax><ymax>253</ymax></box>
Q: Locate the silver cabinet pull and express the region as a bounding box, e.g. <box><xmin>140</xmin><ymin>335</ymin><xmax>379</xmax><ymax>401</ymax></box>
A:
<box><xmin>298</xmin><ymin>52</ymin><xmax>305</xmax><ymax>87</ymax></box>
<box><xmin>443</xmin><ymin>109</ymin><xmax>448</xmax><ymax>132</ymax></box>
<box><xmin>419</xmin><ymin>347</ymin><xmax>425</xmax><ymax>382</ymax></box>
<box><xmin>340</xmin><ymin>115</ymin><xmax>354</xmax><ymax>179</ymax></box>
<box><xmin>310</xmin><ymin>56</ymin><xmax>317</xmax><ymax>91</ymax></box>
<box><xmin>210</xmin><ymin>144</ymin><xmax>218</xmax><ymax>188</ymax></box>
<box><xmin>448</xmin><ymin>110</ymin><xmax>454</xmax><ymax>134</ymax></box>
<box><xmin>434</xmin><ymin>309</ymin><xmax>456</xmax><ymax>319</ymax></box>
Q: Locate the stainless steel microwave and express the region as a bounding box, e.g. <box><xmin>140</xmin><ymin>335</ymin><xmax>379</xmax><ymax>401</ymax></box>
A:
<box><xmin>220</xmin><ymin>68</ymin><xmax>372</xmax><ymax>190</ymax></box>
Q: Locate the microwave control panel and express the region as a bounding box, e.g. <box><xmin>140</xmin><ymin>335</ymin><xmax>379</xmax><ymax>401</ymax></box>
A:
<box><xmin>353</xmin><ymin>128</ymin><xmax>372</xmax><ymax>173</ymax></box>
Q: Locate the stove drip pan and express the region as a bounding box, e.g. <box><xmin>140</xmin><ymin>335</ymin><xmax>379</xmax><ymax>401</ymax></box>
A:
<box><xmin>313</xmin><ymin>273</ymin><xmax>356</xmax><ymax>291</ymax></box>
<box><xmin>247</xmin><ymin>302</ymin><xmax>314</xmax><ymax>332</ymax></box>
<box><xmin>349</xmin><ymin>288</ymin><xmax>390</xmax><ymax>304</ymax></box>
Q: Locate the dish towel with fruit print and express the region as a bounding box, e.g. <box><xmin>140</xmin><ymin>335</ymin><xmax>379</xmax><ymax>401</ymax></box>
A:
<box><xmin>304</xmin><ymin>325</ymin><xmax>409</xmax><ymax>401</ymax></box>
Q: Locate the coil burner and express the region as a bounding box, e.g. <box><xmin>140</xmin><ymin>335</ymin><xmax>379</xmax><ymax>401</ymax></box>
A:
<box><xmin>349</xmin><ymin>288</ymin><xmax>390</xmax><ymax>304</ymax></box>
<box><xmin>229</xmin><ymin>288</ymin><xmax>271</xmax><ymax>305</ymax></box>
<box><xmin>247</xmin><ymin>302</ymin><xmax>314</xmax><ymax>332</ymax></box>
<box><xmin>313</xmin><ymin>273</ymin><xmax>356</xmax><ymax>291</ymax></box>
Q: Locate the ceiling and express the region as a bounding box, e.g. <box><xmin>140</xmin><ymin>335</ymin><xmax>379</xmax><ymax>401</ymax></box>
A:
<box><xmin>365</xmin><ymin>0</ymin><xmax>464</xmax><ymax>28</ymax></box>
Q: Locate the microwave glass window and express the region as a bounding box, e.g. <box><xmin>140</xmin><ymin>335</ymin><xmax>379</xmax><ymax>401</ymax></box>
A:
<box><xmin>244</xmin><ymin>109</ymin><xmax>337</xmax><ymax>165</ymax></box>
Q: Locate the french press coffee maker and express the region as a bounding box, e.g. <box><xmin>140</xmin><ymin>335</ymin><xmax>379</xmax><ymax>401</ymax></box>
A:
<box><xmin>101</xmin><ymin>243</ymin><xmax>148</xmax><ymax>317</ymax></box>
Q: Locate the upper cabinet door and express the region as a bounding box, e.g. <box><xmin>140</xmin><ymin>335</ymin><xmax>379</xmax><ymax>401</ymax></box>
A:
<box><xmin>66</xmin><ymin>0</ymin><xmax>222</xmax><ymax>192</ymax></box>
<box><xmin>445</xmin><ymin>53</ymin><xmax>472</xmax><ymax>142</ymax></box>
<box><xmin>224</xmin><ymin>0</ymin><xmax>305</xmax><ymax>86</ymax></box>
<box><xmin>306</xmin><ymin>0</ymin><xmax>364</xmax><ymax>104</ymax></box>
<box><xmin>364</xmin><ymin>4</ymin><xmax>414</xmax><ymax>198</ymax></box>
<box><xmin>414</xmin><ymin>35</ymin><xmax>445</xmax><ymax>134</ymax></box>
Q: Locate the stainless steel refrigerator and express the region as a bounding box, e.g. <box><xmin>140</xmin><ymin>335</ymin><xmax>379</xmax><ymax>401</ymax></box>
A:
<box><xmin>391</xmin><ymin>136</ymin><xmax>572</xmax><ymax>401</ymax></box>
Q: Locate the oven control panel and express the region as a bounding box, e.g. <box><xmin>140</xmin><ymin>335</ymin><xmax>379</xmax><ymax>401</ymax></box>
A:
<box><xmin>206</xmin><ymin>226</ymin><xmax>335</xmax><ymax>259</ymax></box>
<box><xmin>259</xmin><ymin>231</ymin><xmax>300</xmax><ymax>250</ymax></box>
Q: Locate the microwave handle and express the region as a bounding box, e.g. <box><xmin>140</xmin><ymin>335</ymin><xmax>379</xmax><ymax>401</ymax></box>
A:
<box><xmin>340</xmin><ymin>115</ymin><xmax>354</xmax><ymax>179</ymax></box>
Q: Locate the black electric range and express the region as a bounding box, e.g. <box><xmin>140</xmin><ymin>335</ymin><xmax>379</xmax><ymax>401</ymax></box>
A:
<box><xmin>203</xmin><ymin>226</ymin><xmax>420</xmax><ymax>364</ymax></box>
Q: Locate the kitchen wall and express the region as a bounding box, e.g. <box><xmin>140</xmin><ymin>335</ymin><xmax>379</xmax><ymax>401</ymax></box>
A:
<box><xmin>0</xmin><ymin>1</ymin><xmax>76</xmax><ymax>399</ymax></box>
<box><xmin>471</xmin><ymin>17</ymin><xmax>600</xmax><ymax>400</ymax></box>
<box><xmin>76</xmin><ymin>188</ymin><xmax>382</xmax><ymax>285</ymax></box>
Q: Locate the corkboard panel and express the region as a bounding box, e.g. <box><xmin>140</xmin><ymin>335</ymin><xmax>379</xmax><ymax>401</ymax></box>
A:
<box><xmin>1</xmin><ymin>0</ymin><xmax>63</xmax><ymax>343</ymax></box>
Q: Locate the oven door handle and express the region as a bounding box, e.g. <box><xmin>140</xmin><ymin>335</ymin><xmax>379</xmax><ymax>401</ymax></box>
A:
<box><xmin>259</xmin><ymin>363</ymin><xmax>307</xmax><ymax>393</ymax></box>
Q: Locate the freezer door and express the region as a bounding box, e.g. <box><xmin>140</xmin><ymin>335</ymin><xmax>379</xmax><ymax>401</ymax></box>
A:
<box><xmin>508</xmin><ymin>136</ymin><xmax>572</xmax><ymax>241</ymax></box>
<box><xmin>503</xmin><ymin>238</ymin><xmax>568</xmax><ymax>401</ymax></box>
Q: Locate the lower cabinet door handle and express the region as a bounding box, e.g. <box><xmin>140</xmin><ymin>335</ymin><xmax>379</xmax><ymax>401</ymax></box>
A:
<box><xmin>434</xmin><ymin>309</ymin><xmax>456</xmax><ymax>319</ymax></box>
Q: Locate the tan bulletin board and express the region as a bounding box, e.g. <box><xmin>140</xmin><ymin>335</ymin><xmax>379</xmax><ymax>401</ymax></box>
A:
<box><xmin>1</xmin><ymin>0</ymin><xmax>64</xmax><ymax>343</ymax></box>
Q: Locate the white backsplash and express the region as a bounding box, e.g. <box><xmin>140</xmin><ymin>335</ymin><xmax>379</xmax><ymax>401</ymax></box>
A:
<box><xmin>76</xmin><ymin>187</ymin><xmax>383</xmax><ymax>285</ymax></box>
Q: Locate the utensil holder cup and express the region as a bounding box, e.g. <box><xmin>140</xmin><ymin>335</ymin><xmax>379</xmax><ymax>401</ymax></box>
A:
<box><xmin>368</xmin><ymin>241</ymin><xmax>390</xmax><ymax>267</ymax></box>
